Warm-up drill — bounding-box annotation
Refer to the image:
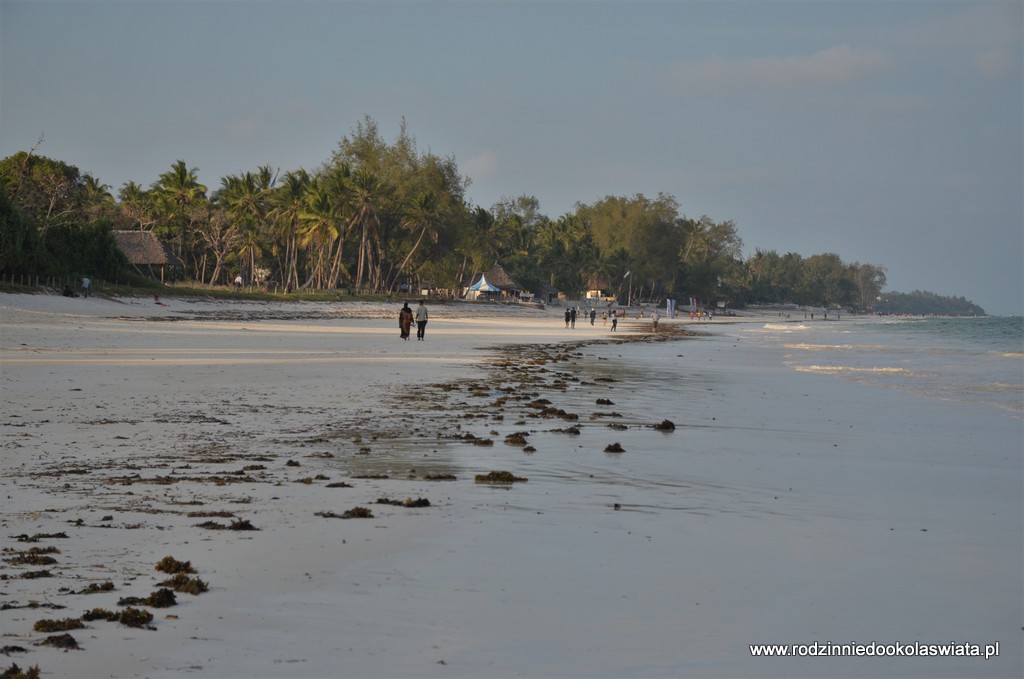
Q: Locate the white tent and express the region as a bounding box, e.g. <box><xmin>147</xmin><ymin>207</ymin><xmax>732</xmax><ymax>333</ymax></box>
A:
<box><xmin>469</xmin><ymin>274</ymin><xmax>501</xmax><ymax>293</ymax></box>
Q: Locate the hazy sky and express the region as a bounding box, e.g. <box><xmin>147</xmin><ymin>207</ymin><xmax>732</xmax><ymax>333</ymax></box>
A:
<box><xmin>2</xmin><ymin>0</ymin><xmax>1021</xmax><ymax>313</ymax></box>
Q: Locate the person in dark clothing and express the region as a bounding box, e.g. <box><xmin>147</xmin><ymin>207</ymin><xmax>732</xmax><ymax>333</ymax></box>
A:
<box><xmin>570</xmin><ymin>307</ymin><xmax>577</xmax><ymax>328</ymax></box>
<box><xmin>399</xmin><ymin>303</ymin><xmax>413</xmax><ymax>340</ymax></box>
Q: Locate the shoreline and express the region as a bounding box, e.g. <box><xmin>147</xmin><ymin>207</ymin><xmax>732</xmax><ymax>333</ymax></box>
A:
<box><xmin>2</xmin><ymin>293</ymin><xmax>1020</xmax><ymax>678</ymax></box>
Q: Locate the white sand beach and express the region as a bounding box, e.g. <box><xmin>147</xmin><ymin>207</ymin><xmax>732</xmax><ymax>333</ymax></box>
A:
<box><xmin>1</xmin><ymin>293</ymin><xmax>1020</xmax><ymax>679</ymax></box>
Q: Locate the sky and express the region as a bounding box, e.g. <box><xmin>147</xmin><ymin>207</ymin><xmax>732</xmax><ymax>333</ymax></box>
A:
<box><xmin>1</xmin><ymin>0</ymin><xmax>1021</xmax><ymax>314</ymax></box>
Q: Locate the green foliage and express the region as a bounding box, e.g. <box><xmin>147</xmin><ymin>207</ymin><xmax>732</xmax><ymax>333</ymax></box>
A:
<box><xmin>0</xmin><ymin>184</ymin><xmax>45</xmax><ymax>275</ymax></box>
<box><xmin>875</xmin><ymin>290</ymin><xmax>985</xmax><ymax>316</ymax></box>
<box><xmin>0</xmin><ymin>151</ymin><xmax>133</xmax><ymax>280</ymax></box>
<box><xmin>0</xmin><ymin>119</ymin><xmax>967</xmax><ymax>311</ymax></box>
<box><xmin>42</xmin><ymin>219</ymin><xmax>129</xmax><ymax>279</ymax></box>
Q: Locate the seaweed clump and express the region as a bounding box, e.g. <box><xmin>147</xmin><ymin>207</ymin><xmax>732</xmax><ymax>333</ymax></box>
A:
<box><xmin>375</xmin><ymin>498</ymin><xmax>431</xmax><ymax>508</ymax></box>
<box><xmin>604</xmin><ymin>443</ymin><xmax>626</xmax><ymax>453</ymax></box>
<box><xmin>117</xmin><ymin>607</ymin><xmax>154</xmax><ymax>629</ymax></box>
<box><xmin>155</xmin><ymin>556</ymin><xmax>196</xmax><ymax>574</ymax></box>
<box><xmin>195</xmin><ymin>518</ymin><xmax>258</xmax><ymax>531</ymax></box>
<box><xmin>39</xmin><ymin>633</ymin><xmax>78</xmax><ymax>649</ymax></box>
<box><xmin>32</xmin><ymin>618</ymin><xmax>83</xmax><ymax>633</ymax></box>
<box><xmin>504</xmin><ymin>432</ymin><xmax>529</xmax><ymax>446</ymax></box>
<box><xmin>653</xmin><ymin>419</ymin><xmax>676</xmax><ymax>431</ymax></box>
<box><xmin>77</xmin><ymin>581</ymin><xmax>114</xmax><ymax>595</ymax></box>
<box><xmin>474</xmin><ymin>471</ymin><xmax>527</xmax><ymax>484</ymax></box>
<box><xmin>118</xmin><ymin>588</ymin><xmax>176</xmax><ymax>608</ymax></box>
<box><xmin>81</xmin><ymin>608</ymin><xmax>118</xmax><ymax>622</ymax></box>
<box><xmin>161</xmin><ymin>574</ymin><xmax>208</xmax><ymax>595</ymax></box>
<box><xmin>0</xmin><ymin>663</ymin><xmax>40</xmax><ymax>679</ymax></box>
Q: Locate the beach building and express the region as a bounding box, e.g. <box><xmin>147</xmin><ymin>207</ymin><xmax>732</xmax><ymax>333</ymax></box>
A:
<box><xmin>113</xmin><ymin>230</ymin><xmax>182</xmax><ymax>283</ymax></box>
<box><xmin>462</xmin><ymin>263</ymin><xmax>525</xmax><ymax>301</ymax></box>
<box><xmin>585</xmin><ymin>277</ymin><xmax>615</xmax><ymax>302</ymax></box>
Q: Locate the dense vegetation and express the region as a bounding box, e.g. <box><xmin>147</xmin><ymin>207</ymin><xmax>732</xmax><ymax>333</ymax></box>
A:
<box><xmin>0</xmin><ymin>118</ymin><xmax>982</xmax><ymax>314</ymax></box>
<box><xmin>874</xmin><ymin>291</ymin><xmax>985</xmax><ymax>316</ymax></box>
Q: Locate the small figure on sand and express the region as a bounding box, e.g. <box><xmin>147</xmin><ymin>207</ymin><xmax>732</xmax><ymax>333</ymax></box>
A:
<box><xmin>62</xmin><ymin>284</ymin><xmax>76</xmax><ymax>298</ymax></box>
<box><xmin>399</xmin><ymin>302</ymin><xmax>413</xmax><ymax>340</ymax></box>
<box><xmin>611</xmin><ymin>311</ymin><xmax>618</xmax><ymax>332</ymax></box>
<box><xmin>415</xmin><ymin>300</ymin><xmax>429</xmax><ymax>341</ymax></box>
<box><xmin>652</xmin><ymin>310</ymin><xmax>660</xmax><ymax>330</ymax></box>
<box><xmin>570</xmin><ymin>307</ymin><xmax>577</xmax><ymax>329</ymax></box>
<box><xmin>590</xmin><ymin>308</ymin><xmax>596</xmax><ymax>325</ymax></box>
<box><xmin>564</xmin><ymin>309</ymin><xmax>571</xmax><ymax>328</ymax></box>
<box><xmin>81</xmin><ymin>276</ymin><xmax>91</xmax><ymax>298</ymax></box>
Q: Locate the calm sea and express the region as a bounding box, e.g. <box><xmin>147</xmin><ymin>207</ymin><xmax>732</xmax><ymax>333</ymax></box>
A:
<box><xmin>750</xmin><ymin>316</ymin><xmax>1024</xmax><ymax>417</ymax></box>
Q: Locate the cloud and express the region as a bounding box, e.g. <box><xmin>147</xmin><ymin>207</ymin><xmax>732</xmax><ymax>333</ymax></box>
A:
<box><xmin>671</xmin><ymin>45</ymin><xmax>890</xmax><ymax>90</ymax></box>
<box><xmin>464</xmin><ymin>150</ymin><xmax>498</xmax><ymax>181</ymax></box>
<box><xmin>973</xmin><ymin>47</ymin><xmax>1019</xmax><ymax>80</ymax></box>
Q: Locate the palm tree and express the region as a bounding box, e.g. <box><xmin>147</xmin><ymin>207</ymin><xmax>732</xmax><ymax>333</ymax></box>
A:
<box><xmin>298</xmin><ymin>178</ymin><xmax>350</xmax><ymax>289</ymax></box>
<box><xmin>117</xmin><ymin>181</ymin><xmax>157</xmax><ymax>231</ymax></box>
<box><xmin>346</xmin><ymin>168</ymin><xmax>388</xmax><ymax>292</ymax></box>
<box><xmin>217</xmin><ymin>170</ymin><xmax>275</xmax><ymax>286</ymax></box>
<box><xmin>152</xmin><ymin>160</ymin><xmax>207</xmax><ymax>277</ymax></box>
<box><xmin>268</xmin><ymin>169</ymin><xmax>310</xmax><ymax>291</ymax></box>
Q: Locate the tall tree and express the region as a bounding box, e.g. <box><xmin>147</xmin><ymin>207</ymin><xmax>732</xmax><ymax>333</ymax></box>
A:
<box><xmin>152</xmin><ymin>160</ymin><xmax>207</xmax><ymax>276</ymax></box>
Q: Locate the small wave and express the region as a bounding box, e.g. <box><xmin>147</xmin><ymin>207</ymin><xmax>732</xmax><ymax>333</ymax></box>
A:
<box><xmin>974</xmin><ymin>381</ymin><xmax>1024</xmax><ymax>394</ymax></box>
<box><xmin>758</xmin><ymin>323</ymin><xmax>810</xmax><ymax>332</ymax></box>
<box><xmin>793</xmin><ymin>365</ymin><xmax>912</xmax><ymax>375</ymax></box>
<box><xmin>784</xmin><ymin>343</ymin><xmax>889</xmax><ymax>352</ymax></box>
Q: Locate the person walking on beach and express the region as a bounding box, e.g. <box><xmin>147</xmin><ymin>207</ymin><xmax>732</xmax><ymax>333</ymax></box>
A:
<box><xmin>570</xmin><ymin>307</ymin><xmax>577</xmax><ymax>328</ymax></box>
<box><xmin>611</xmin><ymin>313</ymin><xmax>618</xmax><ymax>332</ymax></box>
<box><xmin>399</xmin><ymin>303</ymin><xmax>413</xmax><ymax>340</ymax></box>
<box><xmin>415</xmin><ymin>300</ymin><xmax>429</xmax><ymax>340</ymax></box>
<box><xmin>590</xmin><ymin>308</ymin><xmax>596</xmax><ymax>325</ymax></box>
<box><xmin>652</xmin><ymin>310</ymin><xmax>660</xmax><ymax>330</ymax></box>
<box><xmin>80</xmin><ymin>276</ymin><xmax>91</xmax><ymax>298</ymax></box>
<box><xmin>564</xmin><ymin>309</ymin><xmax>571</xmax><ymax>328</ymax></box>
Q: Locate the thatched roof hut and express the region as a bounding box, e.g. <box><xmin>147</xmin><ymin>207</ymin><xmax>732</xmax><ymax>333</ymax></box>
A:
<box><xmin>113</xmin><ymin>230</ymin><xmax>181</xmax><ymax>282</ymax></box>
<box><xmin>462</xmin><ymin>263</ymin><xmax>526</xmax><ymax>300</ymax></box>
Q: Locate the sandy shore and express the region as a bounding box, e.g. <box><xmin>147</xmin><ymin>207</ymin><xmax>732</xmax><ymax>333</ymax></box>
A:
<box><xmin>1</xmin><ymin>294</ymin><xmax>1020</xmax><ymax>678</ymax></box>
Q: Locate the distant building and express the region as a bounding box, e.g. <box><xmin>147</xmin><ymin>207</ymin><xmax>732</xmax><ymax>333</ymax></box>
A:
<box><xmin>113</xmin><ymin>230</ymin><xmax>181</xmax><ymax>283</ymax></box>
<box><xmin>462</xmin><ymin>263</ymin><xmax>525</xmax><ymax>300</ymax></box>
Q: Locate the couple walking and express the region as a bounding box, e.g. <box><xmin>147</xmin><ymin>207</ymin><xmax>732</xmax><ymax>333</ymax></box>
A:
<box><xmin>399</xmin><ymin>300</ymin><xmax>429</xmax><ymax>341</ymax></box>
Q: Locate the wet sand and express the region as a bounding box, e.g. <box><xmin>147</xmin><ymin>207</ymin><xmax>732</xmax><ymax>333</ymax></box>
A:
<box><xmin>1</xmin><ymin>294</ymin><xmax>1020</xmax><ymax>678</ymax></box>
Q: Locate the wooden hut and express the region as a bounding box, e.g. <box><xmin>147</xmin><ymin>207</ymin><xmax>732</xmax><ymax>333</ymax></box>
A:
<box><xmin>113</xmin><ymin>230</ymin><xmax>181</xmax><ymax>283</ymax></box>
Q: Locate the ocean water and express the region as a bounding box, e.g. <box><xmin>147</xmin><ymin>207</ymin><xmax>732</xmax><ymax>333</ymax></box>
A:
<box><xmin>748</xmin><ymin>315</ymin><xmax>1024</xmax><ymax>417</ymax></box>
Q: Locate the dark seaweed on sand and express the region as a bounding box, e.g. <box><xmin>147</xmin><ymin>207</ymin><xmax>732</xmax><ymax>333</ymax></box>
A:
<box><xmin>161</xmin><ymin>574</ymin><xmax>208</xmax><ymax>594</ymax></box>
<box><xmin>474</xmin><ymin>471</ymin><xmax>527</xmax><ymax>484</ymax></box>
<box><xmin>1</xmin><ymin>663</ymin><xmax>41</xmax><ymax>679</ymax></box>
<box><xmin>32</xmin><ymin>618</ymin><xmax>83</xmax><ymax>633</ymax></box>
<box><xmin>155</xmin><ymin>556</ymin><xmax>196</xmax><ymax>574</ymax></box>
<box><xmin>38</xmin><ymin>633</ymin><xmax>78</xmax><ymax>649</ymax></box>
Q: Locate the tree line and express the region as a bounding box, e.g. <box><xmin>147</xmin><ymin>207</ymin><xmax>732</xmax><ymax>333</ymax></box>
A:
<box><xmin>2</xmin><ymin>117</ymin><xmax>904</xmax><ymax>311</ymax></box>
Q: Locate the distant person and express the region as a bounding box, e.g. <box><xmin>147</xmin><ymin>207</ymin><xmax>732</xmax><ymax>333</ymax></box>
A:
<box><xmin>415</xmin><ymin>300</ymin><xmax>429</xmax><ymax>341</ymax></box>
<box><xmin>570</xmin><ymin>307</ymin><xmax>577</xmax><ymax>328</ymax></box>
<box><xmin>611</xmin><ymin>314</ymin><xmax>618</xmax><ymax>332</ymax></box>
<box><xmin>81</xmin><ymin>276</ymin><xmax>91</xmax><ymax>298</ymax></box>
<box><xmin>286</xmin><ymin>280</ymin><xmax>293</xmax><ymax>294</ymax></box>
<box><xmin>399</xmin><ymin>302</ymin><xmax>413</xmax><ymax>340</ymax></box>
<box><xmin>564</xmin><ymin>309</ymin><xmax>571</xmax><ymax>328</ymax></box>
<box><xmin>590</xmin><ymin>308</ymin><xmax>596</xmax><ymax>325</ymax></box>
<box><xmin>652</xmin><ymin>310</ymin><xmax>660</xmax><ymax>330</ymax></box>
<box><xmin>234</xmin><ymin>275</ymin><xmax>243</xmax><ymax>288</ymax></box>
<box><xmin>62</xmin><ymin>284</ymin><xmax>75</xmax><ymax>297</ymax></box>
